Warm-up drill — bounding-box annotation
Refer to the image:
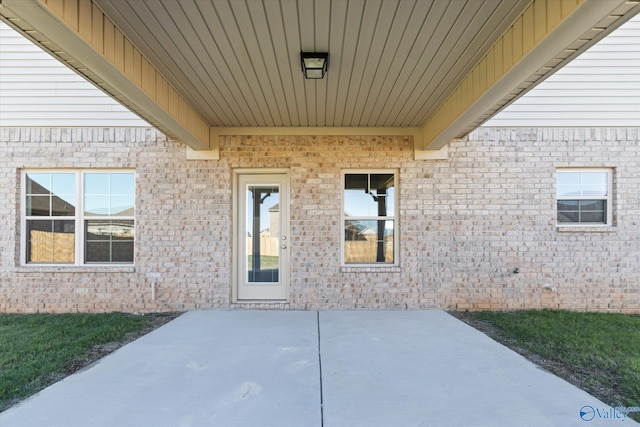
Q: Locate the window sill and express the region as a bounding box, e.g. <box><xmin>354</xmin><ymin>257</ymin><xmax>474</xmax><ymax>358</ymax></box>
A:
<box><xmin>340</xmin><ymin>266</ymin><xmax>401</xmax><ymax>273</ymax></box>
<box><xmin>14</xmin><ymin>266</ymin><xmax>136</xmax><ymax>273</ymax></box>
<box><xmin>556</xmin><ymin>226</ymin><xmax>616</xmax><ymax>233</ymax></box>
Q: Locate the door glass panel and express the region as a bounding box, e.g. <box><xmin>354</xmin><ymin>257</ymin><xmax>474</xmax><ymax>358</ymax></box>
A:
<box><xmin>246</xmin><ymin>185</ymin><xmax>280</xmax><ymax>283</ymax></box>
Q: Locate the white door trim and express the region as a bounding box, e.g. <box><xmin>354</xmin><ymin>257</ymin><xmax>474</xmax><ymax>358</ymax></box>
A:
<box><xmin>232</xmin><ymin>169</ymin><xmax>290</xmax><ymax>302</ymax></box>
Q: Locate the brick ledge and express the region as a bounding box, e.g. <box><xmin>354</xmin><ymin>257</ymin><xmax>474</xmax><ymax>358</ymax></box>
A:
<box><xmin>14</xmin><ymin>266</ymin><xmax>136</xmax><ymax>273</ymax></box>
<box><xmin>556</xmin><ymin>226</ymin><xmax>617</xmax><ymax>233</ymax></box>
<box><xmin>340</xmin><ymin>266</ymin><xmax>402</xmax><ymax>273</ymax></box>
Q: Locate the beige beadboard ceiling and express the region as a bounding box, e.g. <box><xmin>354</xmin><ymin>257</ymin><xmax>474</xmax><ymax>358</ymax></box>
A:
<box><xmin>93</xmin><ymin>0</ymin><xmax>531</xmax><ymax>128</ymax></box>
<box><xmin>2</xmin><ymin>0</ymin><xmax>639</xmax><ymax>153</ymax></box>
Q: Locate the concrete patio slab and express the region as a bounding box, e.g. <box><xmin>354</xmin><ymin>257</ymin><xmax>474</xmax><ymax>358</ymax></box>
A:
<box><xmin>1</xmin><ymin>310</ymin><xmax>636</xmax><ymax>427</ymax></box>
<box><xmin>0</xmin><ymin>311</ymin><xmax>321</xmax><ymax>427</ymax></box>
<box><xmin>320</xmin><ymin>310</ymin><xmax>634</xmax><ymax>427</ymax></box>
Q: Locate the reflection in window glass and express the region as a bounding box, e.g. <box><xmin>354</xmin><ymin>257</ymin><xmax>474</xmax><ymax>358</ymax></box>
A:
<box><xmin>111</xmin><ymin>195</ymin><xmax>135</xmax><ymax>216</ymax></box>
<box><xmin>26</xmin><ymin>173</ymin><xmax>75</xmax><ymax>216</ymax></box>
<box><xmin>27</xmin><ymin>219</ymin><xmax>75</xmax><ymax>263</ymax></box>
<box><xmin>557</xmin><ymin>171</ymin><xmax>608</xmax><ymax>197</ymax></box>
<box><xmin>557</xmin><ymin>200</ymin><xmax>606</xmax><ymax>224</ymax></box>
<box><xmin>26</xmin><ymin>195</ymin><xmax>51</xmax><ymax>216</ymax></box>
<box><xmin>245</xmin><ymin>186</ymin><xmax>280</xmax><ymax>283</ymax></box>
<box><xmin>84</xmin><ymin>173</ymin><xmax>134</xmax><ymax>216</ymax></box>
<box><xmin>23</xmin><ymin>171</ymin><xmax>135</xmax><ymax>265</ymax></box>
<box><xmin>110</xmin><ymin>174</ymin><xmax>135</xmax><ymax>193</ymax></box>
<box><xmin>344</xmin><ymin>220</ymin><xmax>394</xmax><ymax>263</ymax></box>
<box><xmin>581</xmin><ymin>172</ymin><xmax>608</xmax><ymax>197</ymax></box>
<box><xmin>343</xmin><ymin>172</ymin><xmax>396</xmax><ymax>264</ymax></box>
<box><xmin>85</xmin><ymin>220</ymin><xmax>134</xmax><ymax>263</ymax></box>
<box><xmin>556</xmin><ymin>169</ymin><xmax>610</xmax><ymax>225</ymax></box>
<box><xmin>26</xmin><ymin>173</ymin><xmax>52</xmax><ymax>195</ymax></box>
<box><xmin>51</xmin><ymin>174</ymin><xmax>76</xmax><ymax>197</ymax></box>
<box><xmin>344</xmin><ymin>174</ymin><xmax>394</xmax><ymax>217</ymax></box>
<box><xmin>84</xmin><ymin>173</ymin><xmax>109</xmax><ymax>195</ymax></box>
<box><xmin>556</xmin><ymin>172</ymin><xmax>581</xmax><ymax>197</ymax></box>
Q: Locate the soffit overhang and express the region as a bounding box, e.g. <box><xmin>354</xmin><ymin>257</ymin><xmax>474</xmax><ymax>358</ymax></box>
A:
<box><xmin>1</xmin><ymin>0</ymin><xmax>638</xmax><ymax>157</ymax></box>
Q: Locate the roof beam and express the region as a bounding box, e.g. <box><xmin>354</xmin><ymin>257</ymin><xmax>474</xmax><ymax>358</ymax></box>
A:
<box><xmin>419</xmin><ymin>0</ymin><xmax>640</xmax><ymax>152</ymax></box>
<box><xmin>0</xmin><ymin>0</ymin><xmax>211</xmax><ymax>150</ymax></box>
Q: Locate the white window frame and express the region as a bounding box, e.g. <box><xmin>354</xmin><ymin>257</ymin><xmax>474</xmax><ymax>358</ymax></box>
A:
<box><xmin>341</xmin><ymin>170</ymin><xmax>399</xmax><ymax>266</ymax></box>
<box><xmin>21</xmin><ymin>169</ymin><xmax>135</xmax><ymax>266</ymax></box>
<box><xmin>556</xmin><ymin>168</ymin><xmax>613</xmax><ymax>227</ymax></box>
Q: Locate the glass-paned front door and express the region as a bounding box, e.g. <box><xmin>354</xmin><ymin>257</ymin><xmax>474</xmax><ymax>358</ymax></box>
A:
<box><xmin>246</xmin><ymin>185</ymin><xmax>280</xmax><ymax>283</ymax></box>
<box><xmin>236</xmin><ymin>173</ymin><xmax>289</xmax><ymax>301</ymax></box>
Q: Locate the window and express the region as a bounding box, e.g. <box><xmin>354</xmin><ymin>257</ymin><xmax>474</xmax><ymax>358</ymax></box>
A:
<box><xmin>556</xmin><ymin>169</ymin><xmax>612</xmax><ymax>226</ymax></box>
<box><xmin>23</xmin><ymin>171</ymin><xmax>135</xmax><ymax>265</ymax></box>
<box><xmin>343</xmin><ymin>172</ymin><xmax>397</xmax><ymax>264</ymax></box>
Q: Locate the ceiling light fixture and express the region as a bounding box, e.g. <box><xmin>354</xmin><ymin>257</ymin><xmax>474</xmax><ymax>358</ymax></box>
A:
<box><xmin>301</xmin><ymin>52</ymin><xmax>328</xmax><ymax>79</ymax></box>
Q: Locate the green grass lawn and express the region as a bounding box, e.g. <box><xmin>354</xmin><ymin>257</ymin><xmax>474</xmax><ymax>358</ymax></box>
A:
<box><xmin>247</xmin><ymin>255</ymin><xmax>279</xmax><ymax>270</ymax></box>
<box><xmin>3</xmin><ymin>310</ymin><xmax>639</xmax><ymax>421</ymax></box>
<box><xmin>0</xmin><ymin>312</ymin><xmax>177</xmax><ymax>412</ymax></box>
<box><xmin>453</xmin><ymin>310</ymin><xmax>640</xmax><ymax>422</ymax></box>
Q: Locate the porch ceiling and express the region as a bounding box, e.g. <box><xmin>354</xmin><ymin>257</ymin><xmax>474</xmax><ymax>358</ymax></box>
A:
<box><xmin>1</xmin><ymin>0</ymin><xmax>639</xmax><ymax>155</ymax></box>
<box><xmin>93</xmin><ymin>0</ymin><xmax>530</xmax><ymax>128</ymax></box>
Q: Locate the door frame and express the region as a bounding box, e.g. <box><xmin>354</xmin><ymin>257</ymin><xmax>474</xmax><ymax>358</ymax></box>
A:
<box><xmin>232</xmin><ymin>169</ymin><xmax>290</xmax><ymax>303</ymax></box>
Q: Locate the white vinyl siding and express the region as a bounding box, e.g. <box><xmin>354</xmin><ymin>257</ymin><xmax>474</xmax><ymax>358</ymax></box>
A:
<box><xmin>484</xmin><ymin>16</ymin><xmax>640</xmax><ymax>128</ymax></box>
<box><xmin>2</xmin><ymin>13</ymin><xmax>638</xmax><ymax>130</ymax></box>
<box><xmin>0</xmin><ymin>22</ymin><xmax>149</xmax><ymax>127</ymax></box>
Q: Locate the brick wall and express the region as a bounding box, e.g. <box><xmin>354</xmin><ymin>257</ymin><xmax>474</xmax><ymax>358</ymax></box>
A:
<box><xmin>1</xmin><ymin>127</ymin><xmax>638</xmax><ymax>313</ymax></box>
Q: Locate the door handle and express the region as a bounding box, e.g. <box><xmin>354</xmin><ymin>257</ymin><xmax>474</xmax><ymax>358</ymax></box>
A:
<box><xmin>281</xmin><ymin>244</ymin><xmax>287</xmax><ymax>249</ymax></box>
